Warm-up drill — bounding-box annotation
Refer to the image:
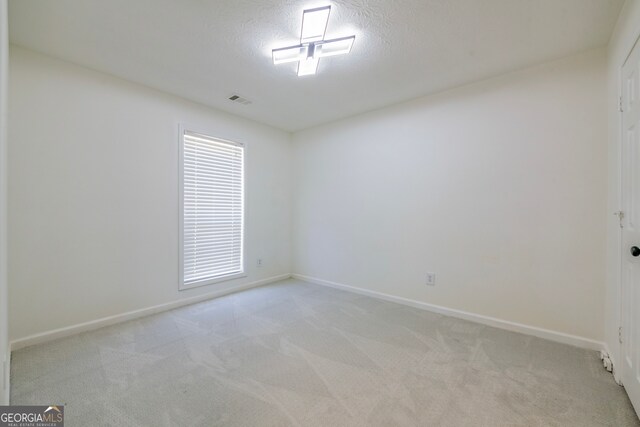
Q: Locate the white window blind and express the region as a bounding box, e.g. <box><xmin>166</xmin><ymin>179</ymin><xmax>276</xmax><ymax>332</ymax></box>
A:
<box><xmin>180</xmin><ymin>129</ymin><xmax>245</xmax><ymax>289</ymax></box>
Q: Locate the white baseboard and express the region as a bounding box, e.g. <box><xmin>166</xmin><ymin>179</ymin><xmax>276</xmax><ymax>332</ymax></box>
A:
<box><xmin>601</xmin><ymin>342</ymin><xmax>622</xmax><ymax>385</ymax></box>
<box><xmin>10</xmin><ymin>274</ymin><xmax>291</xmax><ymax>351</ymax></box>
<box><xmin>10</xmin><ymin>272</ymin><xmax>607</xmax><ymax>355</ymax></box>
<box><xmin>292</xmin><ymin>273</ymin><xmax>605</xmax><ymax>352</ymax></box>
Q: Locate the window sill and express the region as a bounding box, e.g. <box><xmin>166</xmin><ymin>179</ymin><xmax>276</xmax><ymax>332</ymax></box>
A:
<box><xmin>179</xmin><ymin>271</ymin><xmax>247</xmax><ymax>291</ymax></box>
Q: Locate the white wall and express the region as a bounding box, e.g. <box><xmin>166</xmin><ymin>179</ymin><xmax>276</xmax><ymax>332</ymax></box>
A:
<box><xmin>8</xmin><ymin>47</ymin><xmax>292</xmax><ymax>342</ymax></box>
<box><xmin>0</xmin><ymin>0</ymin><xmax>9</xmax><ymax>406</ymax></box>
<box><xmin>292</xmin><ymin>49</ymin><xmax>608</xmax><ymax>342</ymax></box>
<box><xmin>605</xmin><ymin>0</ymin><xmax>640</xmax><ymax>380</ymax></box>
<box><xmin>7</xmin><ymin>39</ymin><xmax>613</xmax><ymax>352</ymax></box>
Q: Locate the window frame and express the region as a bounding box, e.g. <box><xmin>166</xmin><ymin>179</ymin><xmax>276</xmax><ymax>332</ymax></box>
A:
<box><xmin>178</xmin><ymin>124</ymin><xmax>247</xmax><ymax>291</ymax></box>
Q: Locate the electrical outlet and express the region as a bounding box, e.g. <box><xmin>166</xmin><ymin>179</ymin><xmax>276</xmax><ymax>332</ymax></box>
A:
<box><xmin>426</xmin><ymin>272</ymin><xmax>436</xmax><ymax>286</ymax></box>
<box><xmin>257</xmin><ymin>258</ymin><xmax>263</xmax><ymax>267</ymax></box>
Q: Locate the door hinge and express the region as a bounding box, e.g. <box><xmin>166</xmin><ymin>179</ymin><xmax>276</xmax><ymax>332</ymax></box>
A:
<box><xmin>614</xmin><ymin>211</ymin><xmax>625</xmax><ymax>228</ymax></box>
<box><xmin>619</xmin><ymin>326</ymin><xmax>623</xmax><ymax>344</ymax></box>
<box><xmin>620</xmin><ymin>96</ymin><xmax>624</xmax><ymax>113</ymax></box>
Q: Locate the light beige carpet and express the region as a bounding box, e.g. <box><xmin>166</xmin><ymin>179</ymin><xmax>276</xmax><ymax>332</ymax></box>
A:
<box><xmin>11</xmin><ymin>279</ymin><xmax>640</xmax><ymax>426</ymax></box>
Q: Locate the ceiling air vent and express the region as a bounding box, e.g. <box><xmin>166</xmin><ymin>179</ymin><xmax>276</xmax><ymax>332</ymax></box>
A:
<box><xmin>228</xmin><ymin>94</ymin><xmax>252</xmax><ymax>105</ymax></box>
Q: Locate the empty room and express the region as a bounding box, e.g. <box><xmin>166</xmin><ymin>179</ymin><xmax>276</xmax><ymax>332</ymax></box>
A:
<box><xmin>1</xmin><ymin>0</ymin><xmax>640</xmax><ymax>425</ymax></box>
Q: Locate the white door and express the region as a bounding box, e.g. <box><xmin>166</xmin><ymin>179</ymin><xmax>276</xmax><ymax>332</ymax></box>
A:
<box><xmin>621</xmin><ymin>36</ymin><xmax>640</xmax><ymax>416</ymax></box>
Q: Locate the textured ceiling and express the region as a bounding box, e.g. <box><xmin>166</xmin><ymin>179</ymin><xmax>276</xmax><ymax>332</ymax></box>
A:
<box><xmin>8</xmin><ymin>0</ymin><xmax>624</xmax><ymax>132</ymax></box>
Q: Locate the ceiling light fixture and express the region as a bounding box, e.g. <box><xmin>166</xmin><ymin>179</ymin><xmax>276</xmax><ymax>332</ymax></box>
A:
<box><xmin>272</xmin><ymin>5</ymin><xmax>355</xmax><ymax>77</ymax></box>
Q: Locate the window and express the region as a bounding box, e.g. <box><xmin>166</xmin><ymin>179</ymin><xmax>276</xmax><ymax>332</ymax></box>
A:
<box><xmin>179</xmin><ymin>127</ymin><xmax>245</xmax><ymax>289</ymax></box>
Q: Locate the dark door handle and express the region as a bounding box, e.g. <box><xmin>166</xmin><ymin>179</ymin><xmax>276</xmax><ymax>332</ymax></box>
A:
<box><xmin>632</xmin><ymin>246</ymin><xmax>640</xmax><ymax>257</ymax></box>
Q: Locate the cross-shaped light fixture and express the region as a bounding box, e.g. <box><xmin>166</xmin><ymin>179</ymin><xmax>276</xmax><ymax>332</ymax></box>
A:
<box><xmin>272</xmin><ymin>5</ymin><xmax>355</xmax><ymax>76</ymax></box>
